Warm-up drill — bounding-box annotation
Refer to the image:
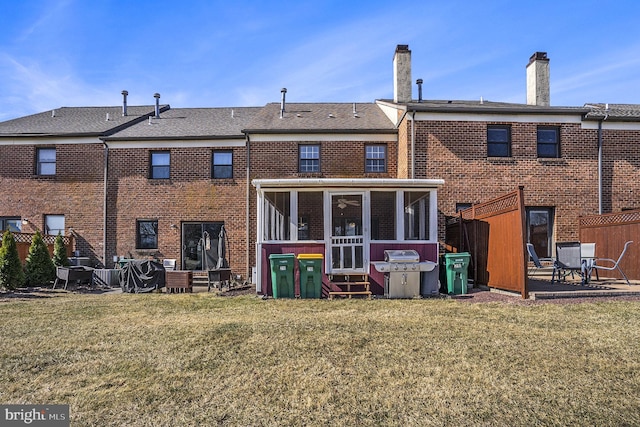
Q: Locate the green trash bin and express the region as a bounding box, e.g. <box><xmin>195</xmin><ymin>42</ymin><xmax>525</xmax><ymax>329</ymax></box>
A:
<box><xmin>269</xmin><ymin>253</ymin><xmax>295</xmax><ymax>298</ymax></box>
<box><xmin>297</xmin><ymin>254</ymin><xmax>324</xmax><ymax>298</ymax></box>
<box><xmin>444</xmin><ymin>252</ymin><xmax>471</xmax><ymax>295</ymax></box>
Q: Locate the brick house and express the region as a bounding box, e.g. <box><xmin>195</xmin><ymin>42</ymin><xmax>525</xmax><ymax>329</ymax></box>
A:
<box><xmin>380</xmin><ymin>46</ymin><xmax>640</xmax><ymax>259</ymax></box>
<box><xmin>1</xmin><ymin>45</ymin><xmax>638</xmax><ymax>295</ymax></box>
<box><xmin>0</xmin><ymin>102</ymin><xmax>168</xmax><ymax>259</ymax></box>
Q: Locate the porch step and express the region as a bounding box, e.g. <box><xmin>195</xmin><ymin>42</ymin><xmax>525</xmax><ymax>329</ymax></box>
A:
<box><xmin>328</xmin><ymin>274</ymin><xmax>372</xmax><ymax>299</ymax></box>
<box><xmin>192</xmin><ymin>271</ymin><xmax>209</xmax><ymax>286</ymax></box>
<box><xmin>328</xmin><ymin>291</ymin><xmax>372</xmax><ymax>300</ymax></box>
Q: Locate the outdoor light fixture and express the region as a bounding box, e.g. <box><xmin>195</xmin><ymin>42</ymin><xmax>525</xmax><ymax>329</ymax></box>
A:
<box><xmin>21</xmin><ymin>218</ymin><xmax>29</xmax><ymax>225</ymax></box>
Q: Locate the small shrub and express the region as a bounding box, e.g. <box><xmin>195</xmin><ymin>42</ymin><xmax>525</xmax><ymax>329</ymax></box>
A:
<box><xmin>0</xmin><ymin>231</ymin><xmax>25</xmax><ymax>290</ymax></box>
<box><xmin>52</xmin><ymin>233</ymin><xmax>70</xmax><ymax>267</ymax></box>
<box><xmin>24</xmin><ymin>231</ymin><xmax>56</xmax><ymax>287</ymax></box>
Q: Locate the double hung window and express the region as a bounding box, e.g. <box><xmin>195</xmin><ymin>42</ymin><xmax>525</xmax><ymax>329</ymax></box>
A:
<box><xmin>212</xmin><ymin>151</ymin><xmax>233</xmax><ymax>179</ymax></box>
<box><xmin>537</xmin><ymin>127</ymin><xmax>560</xmax><ymax>158</ymax></box>
<box><xmin>299</xmin><ymin>145</ymin><xmax>320</xmax><ymax>173</ymax></box>
<box><xmin>37</xmin><ymin>148</ymin><xmax>56</xmax><ymax>175</ymax></box>
<box><xmin>487</xmin><ymin>125</ymin><xmax>511</xmax><ymax>157</ymax></box>
<box><xmin>365</xmin><ymin>145</ymin><xmax>386</xmax><ymax>173</ymax></box>
<box><xmin>150</xmin><ymin>151</ymin><xmax>170</xmax><ymax>179</ymax></box>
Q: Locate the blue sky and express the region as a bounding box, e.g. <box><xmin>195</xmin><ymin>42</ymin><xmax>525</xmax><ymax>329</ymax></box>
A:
<box><xmin>2</xmin><ymin>0</ymin><xmax>640</xmax><ymax>121</ymax></box>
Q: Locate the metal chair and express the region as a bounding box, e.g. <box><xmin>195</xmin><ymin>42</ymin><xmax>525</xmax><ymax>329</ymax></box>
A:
<box><xmin>592</xmin><ymin>241</ymin><xmax>633</xmax><ymax>286</ymax></box>
<box><xmin>580</xmin><ymin>243</ymin><xmax>598</xmax><ymax>283</ymax></box>
<box><xmin>526</xmin><ymin>243</ymin><xmax>555</xmax><ymax>278</ymax></box>
<box><xmin>162</xmin><ymin>259</ymin><xmax>176</xmax><ymax>270</ymax></box>
<box><xmin>552</xmin><ymin>242</ymin><xmax>582</xmax><ymax>283</ymax></box>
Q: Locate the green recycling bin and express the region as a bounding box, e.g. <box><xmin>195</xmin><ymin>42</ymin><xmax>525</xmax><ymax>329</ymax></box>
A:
<box><xmin>297</xmin><ymin>254</ymin><xmax>324</xmax><ymax>298</ymax></box>
<box><xmin>444</xmin><ymin>252</ymin><xmax>471</xmax><ymax>295</ymax></box>
<box><xmin>269</xmin><ymin>253</ymin><xmax>295</xmax><ymax>298</ymax></box>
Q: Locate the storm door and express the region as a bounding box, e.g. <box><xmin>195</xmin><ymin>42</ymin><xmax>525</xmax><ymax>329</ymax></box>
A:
<box><xmin>182</xmin><ymin>222</ymin><xmax>226</xmax><ymax>270</ymax></box>
<box><xmin>526</xmin><ymin>208</ymin><xmax>554</xmax><ymax>258</ymax></box>
<box><xmin>329</xmin><ymin>193</ymin><xmax>366</xmax><ymax>273</ymax></box>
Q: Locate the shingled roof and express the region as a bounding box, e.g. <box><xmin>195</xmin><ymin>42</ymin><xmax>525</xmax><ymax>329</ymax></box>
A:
<box><xmin>0</xmin><ymin>106</ymin><xmax>165</xmax><ymax>137</ymax></box>
<box><xmin>378</xmin><ymin>99</ymin><xmax>589</xmax><ymax>115</ymax></box>
<box><xmin>103</xmin><ymin>107</ymin><xmax>261</xmax><ymax>141</ymax></box>
<box><xmin>243</xmin><ymin>103</ymin><xmax>395</xmax><ymax>133</ymax></box>
<box><xmin>583</xmin><ymin>103</ymin><xmax>640</xmax><ymax>121</ymax></box>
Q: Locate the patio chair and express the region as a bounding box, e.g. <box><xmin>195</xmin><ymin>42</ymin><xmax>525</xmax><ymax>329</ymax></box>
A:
<box><xmin>592</xmin><ymin>241</ymin><xmax>633</xmax><ymax>286</ymax></box>
<box><xmin>552</xmin><ymin>241</ymin><xmax>583</xmax><ymax>283</ymax></box>
<box><xmin>526</xmin><ymin>243</ymin><xmax>555</xmax><ymax>278</ymax></box>
<box><xmin>580</xmin><ymin>243</ymin><xmax>598</xmax><ymax>282</ymax></box>
<box><xmin>162</xmin><ymin>259</ymin><xmax>176</xmax><ymax>271</ymax></box>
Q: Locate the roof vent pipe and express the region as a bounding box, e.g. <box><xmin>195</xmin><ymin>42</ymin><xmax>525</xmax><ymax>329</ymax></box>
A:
<box><xmin>121</xmin><ymin>90</ymin><xmax>128</xmax><ymax>116</ymax></box>
<box><xmin>280</xmin><ymin>88</ymin><xmax>287</xmax><ymax>119</ymax></box>
<box><xmin>154</xmin><ymin>93</ymin><xmax>161</xmax><ymax>118</ymax></box>
<box><xmin>416</xmin><ymin>79</ymin><xmax>423</xmax><ymax>103</ymax></box>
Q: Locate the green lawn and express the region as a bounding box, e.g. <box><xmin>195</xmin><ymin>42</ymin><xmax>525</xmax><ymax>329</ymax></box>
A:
<box><xmin>1</xmin><ymin>292</ymin><xmax>639</xmax><ymax>426</ymax></box>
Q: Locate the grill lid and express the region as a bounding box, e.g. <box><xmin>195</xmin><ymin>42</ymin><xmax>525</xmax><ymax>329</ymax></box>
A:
<box><xmin>383</xmin><ymin>249</ymin><xmax>420</xmax><ymax>263</ymax></box>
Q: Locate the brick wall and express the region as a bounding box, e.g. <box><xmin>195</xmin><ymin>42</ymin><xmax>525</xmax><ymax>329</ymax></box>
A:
<box><xmin>0</xmin><ymin>143</ymin><xmax>104</xmax><ymax>262</ymax></box>
<box><xmin>408</xmin><ymin>119</ymin><xmax>640</xmax><ymax>244</ymax></box>
<box><xmin>107</xmin><ymin>146</ymin><xmax>248</xmax><ymax>272</ymax></box>
<box><xmin>250</xmin><ymin>139</ymin><xmax>397</xmax><ymax>179</ymax></box>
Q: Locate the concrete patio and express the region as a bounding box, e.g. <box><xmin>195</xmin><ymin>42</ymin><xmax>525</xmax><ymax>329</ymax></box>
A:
<box><xmin>526</xmin><ymin>271</ymin><xmax>640</xmax><ymax>300</ymax></box>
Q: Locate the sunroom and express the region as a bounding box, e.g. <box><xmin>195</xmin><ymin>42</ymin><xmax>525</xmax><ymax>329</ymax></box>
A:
<box><xmin>253</xmin><ymin>178</ymin><xmax>444</xmax><ymax>297</ymax></box>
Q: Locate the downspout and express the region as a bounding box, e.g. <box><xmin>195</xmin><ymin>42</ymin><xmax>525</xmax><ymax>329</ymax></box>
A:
<box><xmin>102</xmin><ymin>141</ymin><xmax>109</xmax><ymax>267</ymax></box>
<box><xmin>245</xmin><ymin>133</ymin><xmax>251</xmax><ymax>282</ymax></box>
<box><xmin>411</xmin><ymin>110</ymin><xmax>416</xmax><ymax>179</ymax></box>
<box><xmin>597</xmin><ymin>119</ymin><xmax>603</xmax><ymax>215</ymax></box>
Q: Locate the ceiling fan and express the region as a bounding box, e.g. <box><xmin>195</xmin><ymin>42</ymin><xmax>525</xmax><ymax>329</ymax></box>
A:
<box><xmin>335</xmin><ymin>198</ymin><xmax>361</xmax><ymax>209</ymax></box>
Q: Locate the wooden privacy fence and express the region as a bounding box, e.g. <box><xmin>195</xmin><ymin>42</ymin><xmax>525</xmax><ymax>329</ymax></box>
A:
<box><xmin>1</xmin><ymin>232</ymin><xmax>74</xmax><ymax>264</ymax></box>
<box><xmin>579</xmin><ymin>210</ymin><xmax>640</xmax><ymax>281</ymax></box>
<box><xmin>445</xmin><ymin>187</ymin><xmax>528</xmax><ymax>298</ymax></box>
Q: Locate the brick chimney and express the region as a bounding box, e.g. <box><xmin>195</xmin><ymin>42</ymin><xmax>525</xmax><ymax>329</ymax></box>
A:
<box><xmin>393</xmin><ymin>45</ymin><xmax>412</xmax><ymax>103</ymax></box>
<box><xmin>526</xmin><ymin>52</ymin><xmax>550</xmax><ymax>106</ymax></box>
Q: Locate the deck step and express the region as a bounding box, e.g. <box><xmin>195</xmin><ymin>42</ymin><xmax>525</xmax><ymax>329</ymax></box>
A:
<box><xmin>328</xmin><ymin>291</ymin><xmax>372</xmax><ymax>300</ymax></box>
<box><xmin>330</xmin><ymin>281</ymin><xmax>370</xmax><ymax>286</ymax></box>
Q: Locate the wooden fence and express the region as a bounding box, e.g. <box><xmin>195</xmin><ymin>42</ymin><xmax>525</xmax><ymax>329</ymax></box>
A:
<box><xmin>445</xmin><ymin>187</ymin><xmax>528</xmax><ymax>298</ymax></box>
<box><xmin>579</xmin><ymin>210</ymin><xmax>639</xmax><ymax>280</ymax></box>
<box><xmin>2</xmin><ymin>232</ymin><xmax>74</xmax><ymax>264</ymax></box>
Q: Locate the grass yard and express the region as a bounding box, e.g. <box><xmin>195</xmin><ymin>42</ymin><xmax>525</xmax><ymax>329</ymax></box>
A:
<box><xmin>1</xmin><ymin>292</ymin><xmax>639</xmax><ymax>426</ymax></box>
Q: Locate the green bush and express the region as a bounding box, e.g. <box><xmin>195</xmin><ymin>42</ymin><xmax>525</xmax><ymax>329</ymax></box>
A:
<box><xmin>24</xmin><ymin>231</ymin><xmax>56</xmax><ymax>287</ymax></box>
<box><xmin>0</xmin><ymin>231</ymin><xmax>25</xmax><ymax>290</ymax></box>
<box><xmin>52</xmin><ymin>233</ymin><xmax>70</xmax><ymax>267</ymax></box>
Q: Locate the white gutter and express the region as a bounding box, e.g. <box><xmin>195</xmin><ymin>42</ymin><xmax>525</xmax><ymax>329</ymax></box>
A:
<box><xmin>251</xmin><ymin>178</ymin><xmax>445</xmax><ymax>189</ymax></box>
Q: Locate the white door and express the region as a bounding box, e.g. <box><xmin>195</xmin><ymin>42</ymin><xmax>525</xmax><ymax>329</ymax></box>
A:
<box><xmin>328</xmin><ymin>193</ymin><xmax>367</xmax><ymax>273</ymax></box>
